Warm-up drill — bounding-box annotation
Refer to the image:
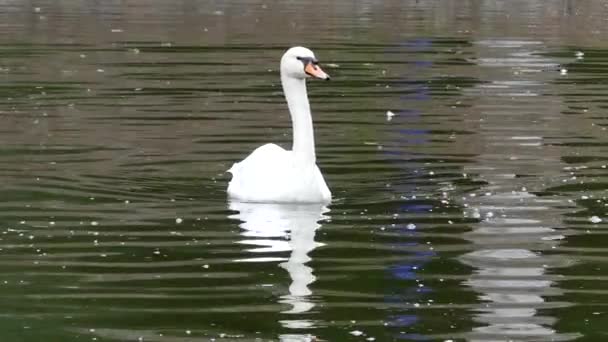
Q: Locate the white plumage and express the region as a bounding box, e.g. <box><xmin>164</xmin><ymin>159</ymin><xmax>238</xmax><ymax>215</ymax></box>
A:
<box><xmin>227</xmin><ymin>47</ymin><xmax>331</xmax><ymax>203</ymax></box>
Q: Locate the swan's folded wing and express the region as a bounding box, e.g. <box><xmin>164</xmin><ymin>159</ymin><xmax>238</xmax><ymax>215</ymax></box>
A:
<box><xmin>227</xmin><ymin>143</ymin><xmax>291</xmax><ymax>201</ymax></box>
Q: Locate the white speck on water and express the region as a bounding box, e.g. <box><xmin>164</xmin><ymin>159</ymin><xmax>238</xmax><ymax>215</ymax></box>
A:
<box><xmin>406</xmin><ymin>223</ymin><xmax>416</xmax><ymax>230</ymax></box>
<box><xmin>575</xmin><ymin>51</ymin><xmax>584</xmax><ymax>58</ymax></box>
<box><xmin>590</xmin><ymin>216</ymin><xmax>602</xmax><ymax>223</ymax></box>
<box><xmin>96</xmin><ymin>69</ymin><xmax>105</xmax><ymax>73</ymax></box>
<box><xmin>34</xmin><ymin>7</ymin><xmax>41</xmax><ymax>12</ymax></box>
<box><xmin>485</xmin><ymin>212</ymin><xmax>494</xmax><ymax>218</ymax></box>
<box><xmin>203</xmin><ymin>264</ymin><xmax>210</xmax><ymax>269</ymax></box>
<box><xmin>80</xmin><ymin>54</ymin><xmax>86</xmax><ymax>58</ymax></box>
<box><xmin>366</xmin><ymin>338</ymin><xmax>376</xmax><ymax>341</ymax></box>
<box><xmin>49</xmin><ymin>221</ymin><xmax>55</xmax><ymax>225</ymax></box>
<box><xmin>386</xmin><ymin>110</ymin><xmax>395</xmax><ymax>121</ymax></box>
<box><xmin>175</xmin><ymin>218</ymin><xmax>183</xmax><ymax>224</ymax></box>
<box><xmin>91</xmin><ymin>221</ymin><xmax>99</xmax><ymax>226</ymax></box>
<box><xmin>186</xmin><ymin>330</ymin><xmax>191</xmax><ymax>335</ymax></box>
<box><xmin>111</xmin><ymin>28</ymin><xmax>123</xmax><ymax>33</ymax></box>
<box><xmin>560</xmin><ymin>68</ymin><xmax>568</xmax><ymax>75</ymax></box>
<box><xmin>350</xmin><ymin>330</ymin><xmax>364</xmax><ymax>336</ymax></box>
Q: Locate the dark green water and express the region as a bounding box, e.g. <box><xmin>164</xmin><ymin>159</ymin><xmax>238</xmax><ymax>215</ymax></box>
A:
<box><xmin>1</xmin><ymin>0</ymin><xmax>608</xmax><ymax>341</ymax></box>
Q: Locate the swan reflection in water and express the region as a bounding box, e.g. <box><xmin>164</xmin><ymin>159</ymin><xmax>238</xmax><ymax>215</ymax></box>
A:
<box><xmin>229</xmin><ymin>201</ymin><xmax>329</xmax><ymax>340</ymax></box>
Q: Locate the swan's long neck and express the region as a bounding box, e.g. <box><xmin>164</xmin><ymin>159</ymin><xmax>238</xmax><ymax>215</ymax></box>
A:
<box><xmin>282</xmin><ymin>75</ymin><xmax>316</xmax><ymax>165</ymax></box>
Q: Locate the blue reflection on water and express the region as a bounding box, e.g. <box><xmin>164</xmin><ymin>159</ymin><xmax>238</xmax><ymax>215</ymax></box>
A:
<box><xmin>382</xmin><ymin>38</ymin><xmax>437</xmax><ymax>340</ymax></box>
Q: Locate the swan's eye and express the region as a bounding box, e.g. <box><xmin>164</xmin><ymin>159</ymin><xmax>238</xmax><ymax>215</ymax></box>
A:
<box><xmin>296</xmin><ymin>56</ymin><xmax>319</xmax><ymax>66</ymax></box>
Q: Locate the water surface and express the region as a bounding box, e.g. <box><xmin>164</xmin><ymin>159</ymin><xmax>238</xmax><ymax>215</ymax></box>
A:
<box><xmin>0</xmin><ymin>1</ymin><xmax>607</xmax><ymax>341</ymax></box>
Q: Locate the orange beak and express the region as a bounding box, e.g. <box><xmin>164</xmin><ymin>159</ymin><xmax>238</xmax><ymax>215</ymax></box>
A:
<box><xmin>304</xmin><ymin>63</ymin><xmax>330</xmax><ymax>80</ymax></box>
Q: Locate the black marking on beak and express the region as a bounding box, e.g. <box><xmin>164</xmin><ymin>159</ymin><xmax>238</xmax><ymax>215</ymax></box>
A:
<box><xmin>296</xmin><ymin>56</ymin><xmax>319</xmax><ymax>66</ymax></box>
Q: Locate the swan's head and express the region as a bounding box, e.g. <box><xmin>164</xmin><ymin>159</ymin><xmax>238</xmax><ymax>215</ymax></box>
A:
<box><xmin>280</xmin><ymin>46</ymin><xmax>330</xmax><ymax>81</ymax></box>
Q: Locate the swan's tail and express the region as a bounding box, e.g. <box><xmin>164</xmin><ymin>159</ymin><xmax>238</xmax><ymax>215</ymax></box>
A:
<box><xmin>227</xmin><ymin>162</ymin><xmax>240</xmax><ymax>175</ymax></box>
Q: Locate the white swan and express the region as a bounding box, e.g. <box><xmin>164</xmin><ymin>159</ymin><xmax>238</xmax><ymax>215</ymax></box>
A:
<box><xmin>227</xmin><ymin>46</ymin><xmax>332</xmax><ymax>203</ymax></box>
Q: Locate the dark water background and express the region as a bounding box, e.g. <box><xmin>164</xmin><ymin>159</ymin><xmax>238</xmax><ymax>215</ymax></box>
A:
<box><xmin>1</xmin><ymin>0</ymin><xmax>608</xmax><ymax>341</ymax></box>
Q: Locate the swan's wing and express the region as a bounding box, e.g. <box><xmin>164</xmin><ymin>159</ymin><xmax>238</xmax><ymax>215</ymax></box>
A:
<box><xmin>228</xmin><ymin>143</ymin><xmax>287</xmax><ymax>175</ymax></box>
<box><xmin>227</xmin><ymin>143</ymin><xmax>291</xmax><ymax>201</ymax></box>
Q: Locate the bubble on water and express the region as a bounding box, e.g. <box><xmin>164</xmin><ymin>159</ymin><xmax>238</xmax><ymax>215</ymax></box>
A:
<box><xmin>386</xmin><ymin>110</ymin><xmax>395</xmax><ymax>121</ymax></box>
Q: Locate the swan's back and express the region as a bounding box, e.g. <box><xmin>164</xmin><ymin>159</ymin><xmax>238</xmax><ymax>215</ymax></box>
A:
<box><xmin>227</xmin><ymin>143</ymin><xmax>330</xmax><ymax>203</ymax></box>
